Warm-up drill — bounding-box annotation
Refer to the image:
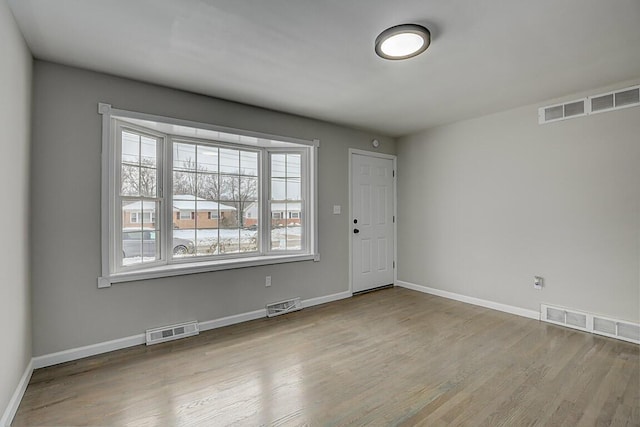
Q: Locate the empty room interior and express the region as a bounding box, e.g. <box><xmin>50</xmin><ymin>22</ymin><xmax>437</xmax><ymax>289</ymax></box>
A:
<box><xmin>1</xmin><ymin>1</ymin><xmax>639</xmax><ymax>426</ymax></box>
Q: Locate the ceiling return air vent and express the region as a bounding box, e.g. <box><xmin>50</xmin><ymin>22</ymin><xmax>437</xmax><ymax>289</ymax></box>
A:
<box><xmin>539</xmin><ymin>84</ymin><xmax>639</xmax><ymax>124</ymax></box>
<box><xmin>541</xmin><ymin>304</ymin><xmax>639</xmax><ymax>344</ymax></box>
<box><xmin>146</xmin><ymin>321</ymin><xmax>199</xmax><ymax>345</ymax></box>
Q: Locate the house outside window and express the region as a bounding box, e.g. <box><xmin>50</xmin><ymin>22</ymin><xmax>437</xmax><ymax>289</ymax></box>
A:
<box><xmin>129</xmin><ymin>211</ymin><xmax>155</xmax><ymax>224</ymax></box>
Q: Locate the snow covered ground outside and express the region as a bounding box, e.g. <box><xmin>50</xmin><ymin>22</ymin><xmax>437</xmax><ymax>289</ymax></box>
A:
<box><xmin>123</xmin><ymin>226</ymin><xmax>302</xmax><ymax>265</ymax></box>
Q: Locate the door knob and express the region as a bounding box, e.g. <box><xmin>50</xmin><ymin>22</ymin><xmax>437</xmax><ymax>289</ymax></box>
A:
<box><xmin>353</xmin><ymin>228</ymin><xmax>360</xmax><ymax>234</ymax></box>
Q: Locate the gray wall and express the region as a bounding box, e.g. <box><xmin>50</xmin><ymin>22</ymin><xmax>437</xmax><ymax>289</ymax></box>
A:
<box><xmin>398</xmin><ymin>80</ymin><xmax>640</xmax><ymax>323</ymax></box>
<box><xmin>0</xmin><ymin>0</ymin><xmax>32</xmax><ymax>420</ymax></box>
<box><xmin>31</xmin><ymin>61</ymin><xmax>395</xmax><ymax>356</ymax></box>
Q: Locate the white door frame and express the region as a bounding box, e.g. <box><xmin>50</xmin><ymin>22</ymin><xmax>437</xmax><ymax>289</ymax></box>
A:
<box><xmin>348</xmin><ymin>148</ymin><xmax>397</xmax><ymax>295</ymax></box>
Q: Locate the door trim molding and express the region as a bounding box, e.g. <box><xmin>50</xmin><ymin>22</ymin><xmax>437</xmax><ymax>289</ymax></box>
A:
<box><xmin>348</xmin><ymin>149</ymin><xmax>397</xmax><ymax>295</ymax></box>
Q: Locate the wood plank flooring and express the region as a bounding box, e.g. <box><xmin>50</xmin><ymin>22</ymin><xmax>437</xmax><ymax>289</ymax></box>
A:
<box><xmin>13</xmin><ymin>287</ymin><xmax>640</xmax><ymax>426</ymax></box>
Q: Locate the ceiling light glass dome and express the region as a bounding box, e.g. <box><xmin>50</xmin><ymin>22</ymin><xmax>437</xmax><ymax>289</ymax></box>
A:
<box><xmin>375</xmin><ymin>24</ymin><xmax>431</xmax><ymax>60</ymax></box>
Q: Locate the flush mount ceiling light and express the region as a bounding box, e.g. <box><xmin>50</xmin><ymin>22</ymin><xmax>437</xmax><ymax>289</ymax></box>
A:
<box><xmin>375</xmin><ymin>24</ymin><xmax>431</xmax><ymax>60</ymax></box>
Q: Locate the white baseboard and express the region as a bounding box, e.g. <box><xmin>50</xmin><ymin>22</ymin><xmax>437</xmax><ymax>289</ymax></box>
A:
<box><xmin>395</xmin><ymin>280</ymin><xmax>540</xmax><ymax>321</ymax></box>
<box><xmin>301</xmin><ymin>290</ymin><xmax>352</xmax><ymax>308</ymax></box>
<box><xmin>198</xmin><ymin>308</ymin><xmax>267</xmax><ymax>332</ymax></box>
<box><xmin>1</xmin><ymin>359</ymin><xmax>33</xmax><ymax>427</ymax></box>
<box><xmin>32</xmin><ymin>290</ymin><xmax>353</xmax><ymax>370</ymax></box>
<box><xmin>32</xmin><ymin>333</ymin><xmax>146</xmax><ymax>369</ymax></box>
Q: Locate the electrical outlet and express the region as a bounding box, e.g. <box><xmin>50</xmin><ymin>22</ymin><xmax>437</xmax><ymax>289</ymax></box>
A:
<box><xmin>534</xmin><ymin>276</ymin><xmax>543</xmax><ymax>290</ymax></box>
<box><xmin>265</xmin><ymin>276</ymin><xmax>271</xmax><ymax>287</ymax></box>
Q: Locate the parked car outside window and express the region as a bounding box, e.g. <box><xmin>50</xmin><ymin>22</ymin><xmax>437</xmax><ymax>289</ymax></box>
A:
<box><xmin>122</xmin><ymin>228</ymin><xmax>194</xmax><ymax>258</ymax></box>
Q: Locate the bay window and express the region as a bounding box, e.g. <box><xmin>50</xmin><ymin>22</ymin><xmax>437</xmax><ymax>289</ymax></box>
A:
<box><xmin>98</xmin><ymin>104</ymin><xmax>318</xmax><ymax>287</ymax></box>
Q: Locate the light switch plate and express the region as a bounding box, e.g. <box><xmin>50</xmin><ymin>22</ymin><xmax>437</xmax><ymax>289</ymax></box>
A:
<box><xmin>333</xmin><ymin>205</ymin><xmax>341</xmax><ymax>214</ymax></box>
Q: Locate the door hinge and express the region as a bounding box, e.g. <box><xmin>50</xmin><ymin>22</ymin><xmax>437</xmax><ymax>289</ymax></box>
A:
<box><xmin>393</xmin><ymin>261</ymin><xmax>395</xmax><ymax>268</ymax></box>
<box><xmin>393</xmin><ymin>215</ymin><xmax>395</xmax><ymax>223</ymax></box>
<box><xmin>393</xmin><ymin>170</ymin><xmax>395</xmax><ymax>177</ymax></box>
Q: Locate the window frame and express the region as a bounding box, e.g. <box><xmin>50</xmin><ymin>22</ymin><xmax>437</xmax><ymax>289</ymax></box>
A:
<box><xmin>166</xmin><ymin>136</ymin><xmax>264</xmax><ymax>265</ymax></box>
<box><xmin>114</xmin><ymin>121</ymin><xmax>166</xmax><ymax>273</ymax></box>
<box><xmin>98</xmin><ymin>103</ymin><xmax>319</xmax><ymax>288</ymax></box>
<box><xmin>266</xmin><ymin>148</ymin><xmax>309</xmax><ymax>253</ymax></box>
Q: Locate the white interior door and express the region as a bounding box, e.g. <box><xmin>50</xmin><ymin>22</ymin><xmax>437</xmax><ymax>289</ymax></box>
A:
<box><xmin>351</xmin><ymin>153</ymin><xmax>395</xmax><ymax>293</ymax></box>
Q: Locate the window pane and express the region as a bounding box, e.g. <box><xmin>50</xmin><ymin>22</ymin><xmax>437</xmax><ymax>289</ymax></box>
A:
<box><xmin>286</xmin><ymin>178</ymin><xmax>301</xmax><ymax>200</ymax></box>
<box><xmin>194</xmin><ymin>200</ymin><xmax>218</xmax><ymax>256</ymax></box>
<box><xmin>271</xmin><ymin>178</ymin><xmax>286</xmax><ymax>200</ymax></box>
<box><xmin>270</xmin><ymin>213</ymin><xmax>302</xmax><ymax>251</ymax></box>
<box><xmin>196</xmin><ymin>172</ymin><xmax>219</xmax><ymax>201</ymax></box>
<box><xmin>271</xmin><ymin>154</ymin><xmax>286</xmax><ymax>178</ymax></box>
<box><xmin>241</xmin><ymin>224</ymin><xmax>258</xmax><ymax>252</ymax></box>
<box><xmin>219</xmin><ymin>228</ymin><xmax>241</xmax><ymax>254</ymax></box>
<box><xmin>173</xmin><ymin>171</ymin><xmax>196</xmax><ymax>197</ymax></box>
<box><xmin>240</xmin><ymin>177</ymin><xmax>258</xmax><ymax>201</ymax></box>
<box><xmin>140</xmin><ymin>166</ymin><xmax>157</xmax><ymax>197</ymax></box>
<box><xmin>286</xmin><ymin>228</ymin><xmax>302</xmax><ymax>250</ymax></box>
<box><xmin>174</xmin><ymin>143</ymin><xmax>196</xmax><ymax>171</ymax></box>
<box><xmin>242</xmin><ymin>202</ymin><xmax>258</xmax><ymax>226</ymax></box>
<box><xmin>142</xmin><ymin>203</ymin><xmax>159</xmax><ymax>259</ymax></box>
<box><xmin>173</xmin><ymin>228</ymin><xmax>196</xmax><ymax>259</ymax></box>
<box><xmin>140</xmin><ymin>136</ymin><xmax>157</xmax><ymax>167</ymax></box>
<box><xmin>219</xmin><ymin>202</ymin><xmax>238</xmax><ymax>228</ymax></box>
<box><xmin>121</xmin><ymin>165</ymin><xmax>139</xmax><ymax>196</ymax></box>
<box><xmin>142</xmin><ymin>202</ymin><xmax>158</xmax><ymax>230</ymax></box>
<box><xmin>271</xmin><ymin>220</ymin><xmax>285</xmax><ymax>250</ymax></box>
<box><xmin>122</xmin><ymin>131</ymin><xmax>139</xmax><ymax>165</ymax></box>
<box><xmin>219</xmin><ymin>148</ymin><xmax>239</xmax><ymax>174</ymax></box>
<box><xmin>240</xmin><ymin>151</ymin><xmax>258</xmax><ymax>176</ymax></box>
<box><xmin>197</xmin><ymin>146</ymin><xmax>218</xmax><ymax>172</ymax></box>
<box><xmin>220</xmin><ymin>175</ymin><xmax>239</xmax><ymax>201</ymax></box>
<box><xmin>122</xmin><ymin>200</ymin><xmax>159</xmax><ymax>266</ymax></box>
<box><xmin>286</xmin><ymin>154</ymin><xmax>301</xmax><ymax>178</ymax></box>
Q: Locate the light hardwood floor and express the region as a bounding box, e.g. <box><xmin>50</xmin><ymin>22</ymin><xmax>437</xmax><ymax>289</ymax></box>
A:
<box><xmin>13</xmin><ymin>287</ymin><xmax>640</xmax><ymax>426</ymax></box>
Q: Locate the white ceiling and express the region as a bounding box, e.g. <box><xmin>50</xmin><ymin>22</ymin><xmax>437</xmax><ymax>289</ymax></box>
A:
<box><xmin>8</xmin><ymin>0</ymin><xmax>640</xmax><ymax>137</ymax></box>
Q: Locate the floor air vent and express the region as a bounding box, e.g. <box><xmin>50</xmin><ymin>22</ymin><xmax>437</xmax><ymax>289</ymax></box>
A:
<box><xmin>593</xmin><ymin>316</ymin><xmax>640</xmax><ymax>344</ymax></box>
<box><xmin>266</xmin><ymin>297</ymin><xmax>302</xmax><ymax>317</ymax></box>
<box><xmin>541</xmin><ymin>304</ymin><xmax>639</xmax><ymax>344</ymax></box>
<box><xmin>146</xmin><ymin>321</ymin><xmax>199</xmax><ymax>345</ymax></box>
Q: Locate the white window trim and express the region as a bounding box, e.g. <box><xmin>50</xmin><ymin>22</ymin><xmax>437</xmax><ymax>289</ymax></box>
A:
<box><xmin>98</xmin><ymin>103</ymin><xmax>319</xmax><ymax>288</ymax></box>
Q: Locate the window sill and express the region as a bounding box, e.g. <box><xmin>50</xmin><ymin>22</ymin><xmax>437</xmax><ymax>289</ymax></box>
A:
<box><xmin>98</xmin><ymin>253</ymin><xmax>319</xmax><ymax>288</ymax></box>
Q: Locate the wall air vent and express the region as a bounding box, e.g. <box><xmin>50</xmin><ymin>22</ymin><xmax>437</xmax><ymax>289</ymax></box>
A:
<box><xmin>266</xmin><ymin>297</ymin><xmax>302</xmax><ymax>317</ymax></box>
<box><xmin>593</xmin><ymin>316</ymin><xmax>640</xmax><ymax>344</ymax></box>
<box><xmin>539</xmin><ymin>84</ymin><xmax>640</xmax><ymax>124</ymax></box>
<box><xmin>590</xmin><ymin>94</ymin><xmax>614</xmax><ymax>112</ymax></box>
<box><xmin>541</xmin><ymin>304</ymin><xmax>639</xmax><ymax>344</ymax></box>
<box><xmin>590</xmin><ymin>86</ymin><xmax>640</xmax><ymax>114</ymax></box>
<box><xmin>146</xmin><ymin>321</ymin><xmax>199</xmax><ymax>345</ymax></box>
<box><xmin>538</xmin><ymin>99</ymin><xmax>587</xmax><ymax>124</ymax></box>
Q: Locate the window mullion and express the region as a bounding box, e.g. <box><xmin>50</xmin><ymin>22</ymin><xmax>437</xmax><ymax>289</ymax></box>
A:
<box><xmin>164</xmin><ymin>136</ymin><xmax>173</xmax><ymax>263</ymax></box>
<box><xmin>262</xmin><ymin>150</ymin><xmax>270</xmax><ymax>254</ymax></box>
